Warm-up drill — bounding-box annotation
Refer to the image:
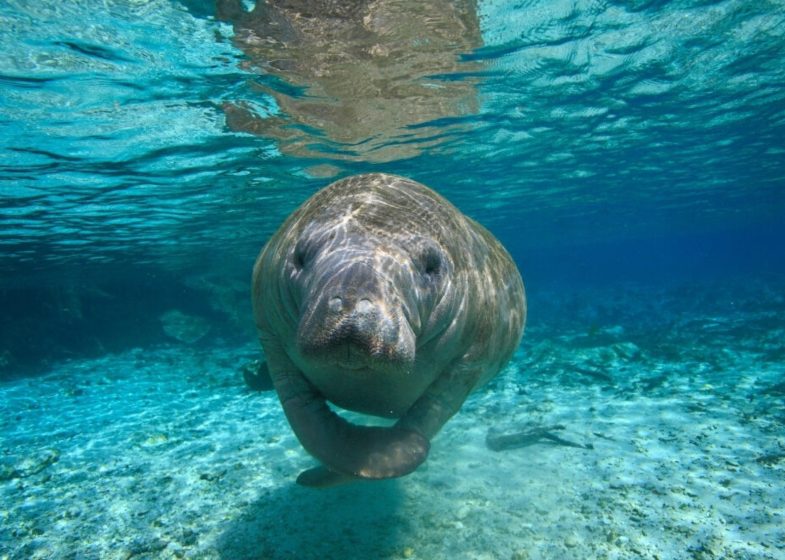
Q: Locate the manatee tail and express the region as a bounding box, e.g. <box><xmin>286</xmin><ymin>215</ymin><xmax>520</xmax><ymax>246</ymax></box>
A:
<box><xmin>296</xmin><ymin>466</ymin><xmax>356</xmax><ymax>488</ymax></box>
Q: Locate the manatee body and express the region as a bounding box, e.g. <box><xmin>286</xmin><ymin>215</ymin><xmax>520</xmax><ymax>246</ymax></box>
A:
<box><xmin>252</xmin><ymin>173</ymin><xmax>525</xmax><ymax>486</ymax></box>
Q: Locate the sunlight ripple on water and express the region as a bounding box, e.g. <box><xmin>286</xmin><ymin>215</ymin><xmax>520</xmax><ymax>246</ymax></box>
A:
<box><xmin>1</xmin><ymin>0</ymin><xmax>783</xmax><ymax>274</ymax></box>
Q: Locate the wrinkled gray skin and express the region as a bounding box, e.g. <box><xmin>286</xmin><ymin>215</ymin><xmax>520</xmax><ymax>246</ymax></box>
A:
<box><xmin>252</xmin><ymin>173</ymin><xmax>525</xmax><ymax>487</ymax></box>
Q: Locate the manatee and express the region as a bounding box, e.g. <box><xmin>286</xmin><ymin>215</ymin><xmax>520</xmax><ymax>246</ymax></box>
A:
<box><xmin>252</xmin><ymin>173</ymin><xmax>525</xmax><ymax>486</ymax></box>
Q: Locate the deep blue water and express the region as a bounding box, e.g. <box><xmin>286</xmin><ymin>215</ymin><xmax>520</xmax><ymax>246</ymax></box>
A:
<box><xmin>2</xmin><ymin>0</ymin><xmax>783</xmax><ymax>367</ymax></box>
<box><xmin>2</xmin><ymin>0</ymin><xmax>784</xmax><ymax>372</ymax></box>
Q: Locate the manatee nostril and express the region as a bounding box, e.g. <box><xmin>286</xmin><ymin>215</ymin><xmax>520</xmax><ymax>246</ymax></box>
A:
<box><xmin>328</xmin><ymin>297</ymin><xmax>343</xmax><ymax>313</ymax></box>
<box><xmin>356</xmin><ymin>298</ymin><xmax>374</xmax><ymax>315</ymax></box>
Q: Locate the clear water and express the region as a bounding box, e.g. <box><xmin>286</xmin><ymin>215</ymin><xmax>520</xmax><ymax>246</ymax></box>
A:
<box><xmin>1</xmin><ymin>1</ymin><xmax>784</xmax><ymax>559</ymax></box>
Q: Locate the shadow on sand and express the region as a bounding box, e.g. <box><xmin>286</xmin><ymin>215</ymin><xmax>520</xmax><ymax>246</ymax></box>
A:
<box><xmin>216</xmin><ymin>474</ymin><xmax>408</xmax><ymax>559</ymax></box>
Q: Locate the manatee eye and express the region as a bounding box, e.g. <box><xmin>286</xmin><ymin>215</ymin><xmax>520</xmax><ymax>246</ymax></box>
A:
<box><xmin>292</xmin><ymin>241</ymin><xmax>308</xmax><ymax>270</ymax></box>
<box><xmin>293</xmin><ymin>230</ymin><xmax>336</xmax><ymax>271</ymax></box>
<box><xmin>419</xmin><ymin>246</ymin><xmax>444</xmax><ymax>280</ymax></box>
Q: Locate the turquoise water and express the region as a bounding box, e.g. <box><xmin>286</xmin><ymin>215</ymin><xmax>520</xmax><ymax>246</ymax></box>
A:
<box><xmin>1</xmin><ymin>1</ymin><xmax>784</xmax><ymax>558</ymax></box>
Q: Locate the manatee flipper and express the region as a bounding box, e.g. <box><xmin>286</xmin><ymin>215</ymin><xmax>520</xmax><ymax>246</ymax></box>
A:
<box><xmin>396</xmin><ymin>362</ymin><xmax>483</xmax><ymax>440</ymax></box>
<box><xmin>264</xmin><ymin>341</ymin><xmax>430</xmax><ymax>483</ymax></box>
<box><xmin>243</xmin><ymin>360</ymin><xmax>274</xmax><ymax>391</ymax></box>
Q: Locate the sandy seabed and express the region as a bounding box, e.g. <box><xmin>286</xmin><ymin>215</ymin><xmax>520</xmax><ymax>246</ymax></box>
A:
<box><xmin>2</xmin><ymin>281</ymin><xmax>784</xmax><ymax>560</ymax></box>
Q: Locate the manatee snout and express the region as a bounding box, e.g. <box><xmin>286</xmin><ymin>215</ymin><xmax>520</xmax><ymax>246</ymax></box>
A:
<box><xmin>297</xmin><ymin>260</ymin><xmax>414</xmax><ymax>368</ymax></box>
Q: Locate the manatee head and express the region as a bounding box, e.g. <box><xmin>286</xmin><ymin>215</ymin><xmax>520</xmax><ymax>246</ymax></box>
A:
<box><xmin>288</xmin><ymin>216</ymin><xmax>455</xmax><ymax>378</ymax></box>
